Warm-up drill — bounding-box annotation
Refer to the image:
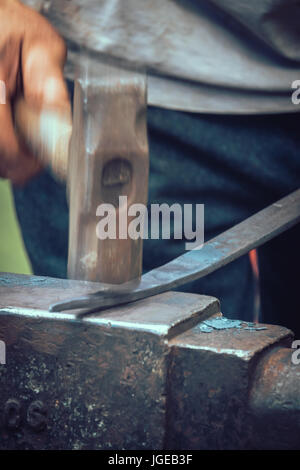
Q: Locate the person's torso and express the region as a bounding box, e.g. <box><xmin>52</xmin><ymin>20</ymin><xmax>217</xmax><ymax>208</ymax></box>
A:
<box><xmin>24</xmin><ymin>0</ymin><xmax>300</xmax><ymax>114</ymax></box>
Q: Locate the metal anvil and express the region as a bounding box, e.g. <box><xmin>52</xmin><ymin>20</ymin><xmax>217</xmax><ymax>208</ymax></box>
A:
<box><xmin>0</xmin><ymin>272</ymin><xmax>299</xmax><ymax>450</ymax></box>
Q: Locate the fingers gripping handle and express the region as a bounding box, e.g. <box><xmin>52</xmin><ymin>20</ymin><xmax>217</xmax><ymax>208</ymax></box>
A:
<box><xmin>14</xmin><ymin>97</ymin><xmax>72</xmax><ymax>180</ymax></box>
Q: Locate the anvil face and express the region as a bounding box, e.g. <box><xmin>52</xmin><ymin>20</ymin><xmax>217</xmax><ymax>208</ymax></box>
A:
<box><xmin>0</xmin><ymin>273</ymin><xmax>219</xmax><ymax>449</ymax></box>
<box><xmin>0</xmin><ymin>273</ymin><xmax>297</xmax><ymax>450</ymax></box>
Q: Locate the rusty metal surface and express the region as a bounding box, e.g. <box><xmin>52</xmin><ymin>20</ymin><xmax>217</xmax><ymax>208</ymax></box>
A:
<box><xmin>0</xmin><ymin>272</ymin><xmax>299</xmax><ymax>450</ymax></box>
<box><xmin>166</xmin><ymin>320</ymin><xmax>294</xmax><ymax>450</ymax></box>
<box><xmin>0</xmin><ymin>274</ymin><xmax>220</xmax><ymax>450</ymax></box>
<box><xmin>0</xmin><ymin>311</ymin><xmax>168</xmax><ymax>449</ymax></box>
<box><xmin>249</xmin><ymin>346</ymin><xmax>300</xmax><ymax>450</ymax></box>
<box><xmin>50</xmin><ymin>189</ymin><xmax>300</xmax><ymax>313</ymax></box>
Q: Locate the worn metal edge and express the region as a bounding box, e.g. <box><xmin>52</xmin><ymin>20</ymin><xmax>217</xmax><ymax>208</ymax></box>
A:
<box><xmin>0</xmin><ymin>296</ymin><xmax>220</xmax><ymax>339</ymax></box>
<box><xmin>168</xmin><ymin>323</ymin><xmax>293</xmax><ymax>361</ymax></box>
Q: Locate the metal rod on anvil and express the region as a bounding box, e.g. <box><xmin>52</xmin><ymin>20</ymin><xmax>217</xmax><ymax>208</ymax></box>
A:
<box><xmin>50</xmin><ymin>188</ymin><xmax>300</xmax><ymax>313</ymax></box>
<box><xmin>67</xmin><ymin>56</ymin><xmax>149</xmax><ymax>284</ymax></box>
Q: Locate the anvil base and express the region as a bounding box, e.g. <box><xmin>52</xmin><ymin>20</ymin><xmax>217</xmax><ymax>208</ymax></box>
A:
<box><xmin>0</xmin><ymin>273</ymin><xmax>299</xmax><ymax>450</ymax></box>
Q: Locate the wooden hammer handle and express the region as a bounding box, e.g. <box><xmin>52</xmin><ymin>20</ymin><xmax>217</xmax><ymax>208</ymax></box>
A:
<box><xmin>67</xmin><ymin>62</ymin><xmax>149</xmax><ymax>284</ymax></box>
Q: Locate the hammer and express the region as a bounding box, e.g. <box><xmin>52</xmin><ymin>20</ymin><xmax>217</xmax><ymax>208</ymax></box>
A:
<box><xmin>14</xmin><ymin>59</ymin><xmax>149</xmax><ymax>286</ymax></box>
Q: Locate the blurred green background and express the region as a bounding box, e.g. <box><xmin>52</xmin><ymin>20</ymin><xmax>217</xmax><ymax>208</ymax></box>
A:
<box><xmin>0</xmin><ymin>179</ymin><xmax>32</xmax><ymax>274</ymax></box>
